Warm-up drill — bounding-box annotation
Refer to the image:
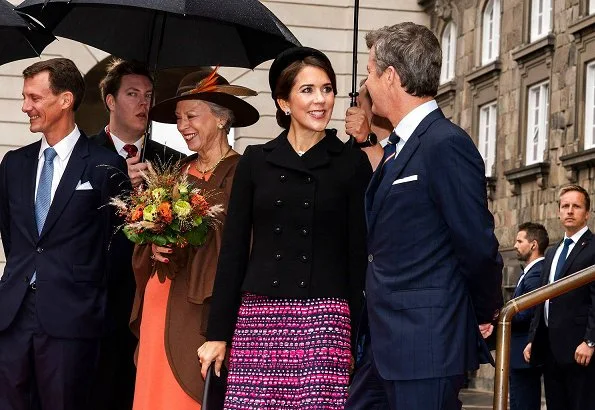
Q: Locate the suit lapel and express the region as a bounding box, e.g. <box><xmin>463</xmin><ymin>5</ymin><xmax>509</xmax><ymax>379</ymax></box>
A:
<box><xmin>39</xmin><ymin>135</ymin><xmax>89</xmax><ymax>240</ymax></box>
<box><xmin>560</xmin><ymin>230</ymin><xmax>592</xmax><ymax>279</ymax></box>
<box><xmin>96</xmin><ymin>128</ymin><xmax>117</xmax><ymax>153</ymax></box>
<box><xmin>24</xmin><ymin>142</ymin><xmax>41</xmax><ymax>241</ymax></box>
<box><xmin>541</xmin><ymin>246</ymin><xmax>557</xmax><ymax>286</ymax></box>
<box><xmin>367</xmin><ymin>135</ymin><xmax>420</xmax><ymax>230</ymax></box>
<box><xmin>366</xmin><ymin>109</ymin><xmax>445</xmax><ymax>231</ymax></box>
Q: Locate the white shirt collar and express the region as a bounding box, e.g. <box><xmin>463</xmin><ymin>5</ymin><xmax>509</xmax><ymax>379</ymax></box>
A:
<box><xmin>523</xmin><ymin>256</ymin><xmax>545</xmax><ymax>274</ymax></box>
<box><xmin>38</xmin><ymin>125</ymin><xmax>81</xmax><ymax>160</ymax></box>
<box><xmin>564</xmin><ymin>225</ymin><xmax>589</xmax><ymax>245</ymax></box>
<box><xmin>109</xmin><ymin>128</ymin><xmax>143</xmax><ymax>158</ymax></box>
<box><xmin>394</xmin><ymin>100</ymin><xmax>439</xmax><ymax>143</ymax></box>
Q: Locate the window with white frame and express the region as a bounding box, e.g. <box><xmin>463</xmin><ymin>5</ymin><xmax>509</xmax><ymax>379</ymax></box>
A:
<box><xmin>482</xmin><ymin>0</ymin><xmax>500</xmax><ymax>65</ymax></box>
<box><xmin>478</xmin><ymin>102</ymin><xmax>497</xmax><ymax>176</ymax></box>
<box><xmin>590</xmin><ymin>0</ymin><xmax>595</xmax><ymax>15</ymax></box>
<box><xmin>584</xmin><ymin>61</ymin><xmax>595</xmax><ymax>149</ymax></box>
<box><xmin>530</xmin><ymin>0</ymin><xmax>552</xmax><ymax>42</ymax></box>
<box><xmin>526</xmin><ymin>81</ymin><xmax>549</xmax><ymax>165</ymax></box>
<box><xmin>440</xmin><ymin>22</ymin><xmax>456</xmax><ymax>83</ymax></box>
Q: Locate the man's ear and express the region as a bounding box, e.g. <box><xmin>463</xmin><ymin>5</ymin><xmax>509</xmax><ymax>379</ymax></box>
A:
<box><xmin>385</xmin><ymin>66</ymin><xmax>400</xmax><ymax>88</ymax></box>
<box><xmin>60</xmin><ymin>91</ymin><xmax>74</xmax><ymax>110</ymax></box>
<box><xmin>106</xmin><ymin>94</ymin><xmax>116</xmax><ymax>111</ymax></box>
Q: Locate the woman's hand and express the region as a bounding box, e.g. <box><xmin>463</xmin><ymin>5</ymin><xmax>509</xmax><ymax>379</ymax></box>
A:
<box><xmin>151</xmin><ymin>243</ymin><xmax>172</xmax><ymax>263</ymax></box>
<box><xmin>197</xmin><ymin>341</ymin><xmax>227</xmax><ymax>379</ymax></box>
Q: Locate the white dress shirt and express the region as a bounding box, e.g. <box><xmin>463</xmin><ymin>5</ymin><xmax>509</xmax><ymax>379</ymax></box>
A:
<box><xmin>35</xmin><ymin>126</ymin><xmax>81</xmax><ymax>202</ymax></box>
<box><xmin>390</xmin><ymin>100</ymin><xmax>439</xmax><ymax>160</ymax></box>
<box><xmin>110</xmin><ymin>130</ymin><xmax>143</xmax><ymax>159</ymax></box>
<box><xmin>544</xmin><ymin>225</ymin><xmax>589</xmax><ymax>325</ymax></box>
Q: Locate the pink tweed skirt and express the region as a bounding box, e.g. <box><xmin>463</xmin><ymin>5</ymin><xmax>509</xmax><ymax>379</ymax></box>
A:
<box><xmin>223</xmin><ymin>293</ymin><xmax>352</xmax><ymax>410</ymax></box>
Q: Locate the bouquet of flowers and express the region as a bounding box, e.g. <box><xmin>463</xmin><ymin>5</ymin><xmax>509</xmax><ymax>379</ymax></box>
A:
<box><xmin>110</xmin><ymin>161</ymin><xmax>223</xmax><ymax>280</ymax></box>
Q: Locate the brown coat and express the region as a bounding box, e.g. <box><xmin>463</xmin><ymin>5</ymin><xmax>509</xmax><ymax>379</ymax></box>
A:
<box><xmin>130</xmin><ymin>154</ymin><xmax>240</xmax><ymax>403</ymax></box>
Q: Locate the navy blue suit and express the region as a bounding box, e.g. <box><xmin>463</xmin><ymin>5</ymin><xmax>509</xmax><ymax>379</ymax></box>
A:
<box><xmin>528</xmin><ymin>230</ymin><xmax>595</xmax><ymax>410</ymax></box>
<box><xmin>0</xmin><ymin>134</ymin><xmax>128</xmax><ymax>409</ymax></box>
<box><xmin>509</xmin><ymin>260</ymin><xmax>543</xmax><ymax>410</ymax></box>
<box><xmin>347</xmin><ymin>108</ymin><xmax>503</xmax><ymax>410</ymax></box>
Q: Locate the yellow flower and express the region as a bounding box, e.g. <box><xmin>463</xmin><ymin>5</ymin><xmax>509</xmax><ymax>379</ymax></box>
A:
<box><xmin>143</xmin><ymin>204</ymin><xmax>157</xmax><ymax>222</ymax></box>
<box><xmin>173</xmin><ymin>200</ymin><xmax>192</xmax><ymax>217</ymax></box>
<box><xmin>151</xmin><ymin>188</ymin><xmax>167</xmax><ymax>201</ymax></box>
<box><xmin>178</xmin><ymin>183</ymin><xmax>189</xmax><ymax>195</ymax></box>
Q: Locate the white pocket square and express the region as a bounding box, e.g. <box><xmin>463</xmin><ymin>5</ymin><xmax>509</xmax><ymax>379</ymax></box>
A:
<box><xmin>392</xmin><ymin>175</ymin><xmax>418</xmax><ymax>185</ymax></box>
<box><xmin>75</xmin><ymin>181</ymin><xmax>93</xmax><ymax>190</ymax></box>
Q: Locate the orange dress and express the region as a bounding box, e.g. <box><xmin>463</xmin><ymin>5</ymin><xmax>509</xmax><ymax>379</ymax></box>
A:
<box><xmin>132</xmin><ymin>169</ymin><xmax>217</xmax><ymax>410</ymax></box>
<box><xmin>132</xmin><ymin>276</ymin><xmax>201</xmax><ymax>410</ymax></box>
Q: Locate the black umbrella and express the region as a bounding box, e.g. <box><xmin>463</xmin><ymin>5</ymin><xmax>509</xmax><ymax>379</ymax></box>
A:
<box><xmin>16</xmin><ymin>0</ymin><xmax>300</xmax><ymax>70</ymax></box>
<box><xmin>0</xmin><ymin>0</ymin><xmax>54</xmax><ymax>66</ymax></box>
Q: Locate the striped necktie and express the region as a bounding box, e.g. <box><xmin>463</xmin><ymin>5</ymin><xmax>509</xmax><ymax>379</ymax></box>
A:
<box><xmin>380</xmin><ymin>131</ymin><xmax>400</xmax><ymax>174</ymax></box>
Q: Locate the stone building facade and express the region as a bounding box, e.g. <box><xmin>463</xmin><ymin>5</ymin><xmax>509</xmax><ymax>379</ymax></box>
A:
<box><xmin>423</xmin><ymin>0</ymin><xmax>595</xmax><ymax>299</ymax></box>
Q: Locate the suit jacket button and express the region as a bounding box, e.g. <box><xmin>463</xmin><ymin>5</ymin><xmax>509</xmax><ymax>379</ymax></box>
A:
<box><xmin>302</xmin><ymin>200</ymin><xmax>311</xmax><ymax>209</ymax></box>
<box><xmin>36</xmin><ymin>247</ymin><xmax>43</xmax><ymax>253</ymax></box>
<box><xmin>301</xmin><ymin>228</ymin><xmax>309</xmax><ymax>236</ymax></box>
<box><xmin>275</xmin><ymin>199</ymin><xmax>284</xmax><ymax>207</ymax></box>
<box><xmin>273</xmin><ymin>225</ymin><xmax>283</xmax><ymax>234</ymax></box>
<box><xmin>368</xmin><ymin>254</ymin><xmax>373</xmax><ymax>262</ymax></box>
<box><xmin>300</xmin><ymin>254</ymin><xmax>309</xmax><ymax>263</ymax></box>
<box><xmin>279</xmin><ymin>175</ymin><xmax>287</xmax><ymax>182</ymax></box>
<box><xmin>272</xmin><ymin>280</ymin><xmax>280</xmax><ymax>287</ymax></box>
<box><xmin>298</xmin><ymin>281</ymin><xmax>307</xmax><ymax>288</ymax></box>
<box><xmin>305</xmin><ymin>176</ymin><xmax>313</xmax><ymax>184</ymax></box>
<box><xmin>275</xmin><ymin>253</ymin><xmax>283</xmax><ymax>261</ymax></box>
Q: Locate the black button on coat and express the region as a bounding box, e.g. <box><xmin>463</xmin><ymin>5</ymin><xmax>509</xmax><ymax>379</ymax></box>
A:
<box><xmin>207</xmin><ymin>129</ymin><xmax>372</xmax><ymax>343</ymax></box>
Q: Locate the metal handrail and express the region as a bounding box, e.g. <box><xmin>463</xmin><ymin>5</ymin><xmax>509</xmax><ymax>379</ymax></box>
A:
<box><xmin>493</xmin><ymin>264</ymin><xmax>595</xmax><ymax>410</ymax></box>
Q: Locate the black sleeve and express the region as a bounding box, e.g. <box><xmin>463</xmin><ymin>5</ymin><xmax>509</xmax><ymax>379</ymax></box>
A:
<box><xmin>347</xmin><ymin>150</ymin><xmax>372</xmax><ymax>346</ymax></box>
<box><xmin>206</xmin><ymin>146</ymin><xmax>255</xmax><ymax>342</ymax></box>
<box><xmin>0</xmin><ymin>152</ymin><xmax>11</xmax><ymax>258</ymax></box>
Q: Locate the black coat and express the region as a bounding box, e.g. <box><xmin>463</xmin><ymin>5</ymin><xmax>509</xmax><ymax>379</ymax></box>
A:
<box><xmin>528</xmin><ymin>229</ymin><xmax>595</xmax><ymax>366</ymax></box>
<box><xmin>206</xmin><ymin>129</ymin><xmax>372</xmax><ymax>343</ymax></box>
<box><xmin>90</xmin><ymin>128</ymin><xmax>186</xmax><ymax>166</ymax></box>
<box><xmin>88</xmin><ymin>128</ymin><xmax>186</xmax><ymax>330</ymax></box>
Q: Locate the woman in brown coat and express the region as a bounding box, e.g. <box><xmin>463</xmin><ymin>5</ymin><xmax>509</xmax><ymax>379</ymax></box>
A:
<box><xmin>129</xmin><ymin>68</ymin><xmax>259</xmax><ymax>410</ymax></box>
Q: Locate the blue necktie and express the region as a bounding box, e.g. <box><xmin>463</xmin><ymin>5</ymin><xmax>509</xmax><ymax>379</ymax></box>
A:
<box><xmin>553</xmin><ymin>237</ymin><xmax>574</xmax><ymax>281</ymax></box>
<box><xmin>32</xmin><ymin>147</ymin><xmax>57</xmax><ymax>284</ymax></box>
<box><xmin>380</xmin><ymin>131</ymin><xmax>400</xmax><ymax>175</ymax></box>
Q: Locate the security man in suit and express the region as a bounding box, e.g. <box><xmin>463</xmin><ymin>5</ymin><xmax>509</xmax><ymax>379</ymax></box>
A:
<box><xmin>524</xmin><ymin>184</ymin><xmax>595</xmax><ymax>410</ymax></box>
<box><xmin>346</xmin><ymin>22</ymin><xmax>503</xmax><ymax>410</ymax></box>
<box><xmin>0</xmin><ymin>58</ymin><xmax>128</xmax><ymax>409</ymax></box>
<box><xmin>88</xmin><ymin>59</ymin><xmax>185</xmax><ymax>410</ymax></box>
<box><xmin>510</xmin><ymin>222</ymin><xmax>548</xmax><ymax>410</ymax></box>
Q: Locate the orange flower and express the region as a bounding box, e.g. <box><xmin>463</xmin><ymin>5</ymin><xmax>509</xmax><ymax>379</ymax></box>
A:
<box><xmin>131</xmin><ymin>205</ymin><xmax>144</xmax><ymax>222</ymax></box>
<box><xmin>191</xmin><ymin>194</ymin><xmax>210</xmax><ymax>216</ymax></box>
<box><xmin>158</xmin><ymin>201</ymin><xmax>173</xmax><ymax>224</ymax></box>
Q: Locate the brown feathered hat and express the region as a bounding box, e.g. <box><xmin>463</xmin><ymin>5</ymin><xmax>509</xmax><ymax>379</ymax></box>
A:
<box><xmin>150</xmin><ymin>67</ymin><xmax>259</xmax><ymax>127</ymax></box>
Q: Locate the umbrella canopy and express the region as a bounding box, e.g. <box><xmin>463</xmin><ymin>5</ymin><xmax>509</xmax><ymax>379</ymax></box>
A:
<box><xmin>17</xmin><ymin>0</ymin><xmax>301</xmax><ymax>70</ymax></box>
<box><xmin>0</xmin><ymin>0</ymin><xmax>54</xmax><ymax>66</ymax></box>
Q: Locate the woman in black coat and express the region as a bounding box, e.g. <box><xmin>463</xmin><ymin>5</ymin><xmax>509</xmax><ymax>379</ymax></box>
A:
<box><xmin>198</xmin><ymin>46</ymin><xmax>372</xmax><ymax>409</ymax></box>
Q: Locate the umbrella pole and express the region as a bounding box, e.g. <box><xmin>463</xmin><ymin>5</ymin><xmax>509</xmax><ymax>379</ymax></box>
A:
<box><xmin>347</xmin><ymin>0</ymin><xmax>360</xmax><ymax>146</ymax></box>
<box><xmin>140</xmin><ymin>11</ymin><xmax>167</xmax><ymax>162</ymax></box>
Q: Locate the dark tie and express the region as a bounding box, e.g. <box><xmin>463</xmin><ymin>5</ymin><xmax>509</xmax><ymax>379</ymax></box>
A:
<box><xmin>123</xmin><ymin>144</ymin><xmax>138</xmax><ymax>159</ymax></box>
<box><xmin>32</xmin><ymin>147</ymin><xmax>57</xmax><ymax>284</ymax></box>
<box><xmin>553</xmin><ymin>238</ymin><xmax>574</xmax><ymax>281</ymax></box>
<box><xmin>380</xmin><ymin>131</ymin><xmax>400</xmax><ymax>174</ymax></box>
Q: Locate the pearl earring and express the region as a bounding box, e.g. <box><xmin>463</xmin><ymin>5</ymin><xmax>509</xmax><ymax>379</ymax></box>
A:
<box><xmin>217</xmin><ymin>123</ymin><xmax>224</xmax><ymax>129</ymax></box>
<box><xmin>285</xmin><ymin>110</ymin><xmax>291</xmax><ymax>116</ymax></box>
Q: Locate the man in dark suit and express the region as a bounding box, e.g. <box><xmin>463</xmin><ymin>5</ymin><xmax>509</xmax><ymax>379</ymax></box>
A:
<box><xmin>88</xmin><ymin>59</ymin><xmax>185</xmax><ymax>410</ymax></box>
<box><xmin>510</xmin><ymin>222</ymin><xmax>548</xmax><ymax>410</ymax></box>
<box><xmin>91</xmin><ymin>58</ymin><xmax>185</xmax><ymax>186</ymax></box>
<box><xmin>524</xmin><ymin>184</ymin><xmax>595</xmax><ymax>410</ymax></box>
<box><xmin>0</xmin><ymin>58</ymin><xmax>128</xmax><ymax>409</ymax></box>
<box><xmin>346</xmin><ymin>22</ymin><xmax>503</xmax><ymax>410</ymax></box>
